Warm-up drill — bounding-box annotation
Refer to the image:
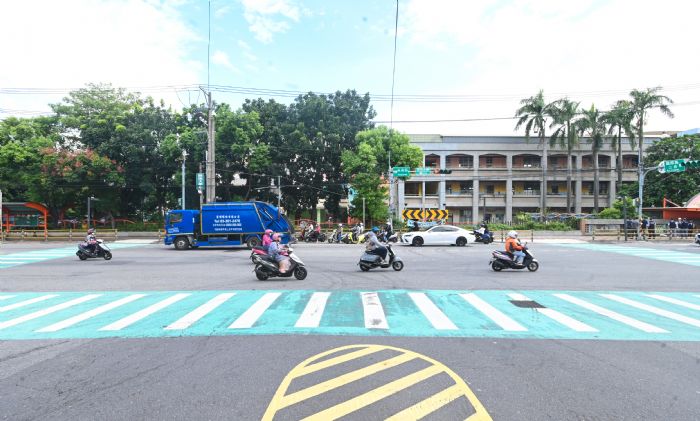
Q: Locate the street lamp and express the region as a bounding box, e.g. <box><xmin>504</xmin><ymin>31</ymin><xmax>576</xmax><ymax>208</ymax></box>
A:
<box><xmin>618</xmin><ymin>195</ymin><xmax>628</xmax><ymax>241</ymax></box>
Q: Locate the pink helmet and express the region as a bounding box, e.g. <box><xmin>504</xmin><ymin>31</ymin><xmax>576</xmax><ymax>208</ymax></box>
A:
<box><xmin>272</xmin><ymin>233</ymin><xmax>281</xmax><ymax>241</ymax></box>
<box><xmin>265</xmin><ymin>229</ymin><xmax>273</xmax><ymax>235</ymax></box>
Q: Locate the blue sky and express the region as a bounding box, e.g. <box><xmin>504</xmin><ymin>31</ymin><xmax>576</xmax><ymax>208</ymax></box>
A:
<box><xmin>2</xmin><ymin>0</ymin><xmax>699</xmax><ymax>135</ymax></box>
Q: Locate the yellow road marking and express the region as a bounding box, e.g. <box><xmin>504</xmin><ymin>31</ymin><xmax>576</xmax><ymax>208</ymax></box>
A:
<box><xmin>262</xmin><ymin>344</ymin><xmax>492</xmax><ymax>421</ymax></box>
<box><xmin>278</xmin><ymin>352</ymin><xmax>417</xmax><ymax>408</ymax></box>
<box><xmin>301</xmin><ymin>365</ymin><xmax>443</xmax><ymax>421</ymax></box>
<box><xmin>385</xmin><ymin>383</ymin><xmax>464</xmax><ymax>421</ymax></box>
<box><xmin>294</xmin><ymin>345</ymin><xmax>383</xmax><ymax>377</ymax></box>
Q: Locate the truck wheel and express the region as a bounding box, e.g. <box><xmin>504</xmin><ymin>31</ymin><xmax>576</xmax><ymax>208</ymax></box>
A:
<box><xmin>174</xmin><ymin>236</ymin><xmax>190</xmax><ymax>250</ymax></box>
<box><xmin>246</xmin><ymin>236</ymin><xmax>261</xmax><ymax>249</ymax></box>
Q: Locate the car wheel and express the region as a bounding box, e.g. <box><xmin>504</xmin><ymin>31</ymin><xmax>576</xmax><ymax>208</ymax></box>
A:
<box><xmin>456</xmin><ymin>237</ymin><xmax>467</xmax><ymax>247</ymax></box>
<box><xmin>392</xmin><ymin>261</ymin><xmax>404</xmax><ymax>271</ymax></box>
<box><xmin>412</xmin><ymin>237</ymin><xmax>424</xmax><ymax>247</ymax></box>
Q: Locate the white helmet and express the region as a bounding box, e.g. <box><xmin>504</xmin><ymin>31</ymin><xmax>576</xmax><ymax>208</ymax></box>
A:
<box><xmin>507</xmin><ymin>230</ymin><xmax>518</xmax><ymax>238</ymax></box>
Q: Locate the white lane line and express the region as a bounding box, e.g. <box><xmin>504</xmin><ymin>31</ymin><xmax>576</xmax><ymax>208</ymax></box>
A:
<box><xmin>0</xmin><ymin>295</ymin><xmax>15</xmax><ymax>300</ymax></box>
<box><xmin>602</xmin><ymin>294</ymin><xmax>700</xmax><ymax>328</ymax></box>
<box><xmin>0</xmin><ymin>257</ymin><xmax>47</xmax><ymax>261</ymax></box>
<box><xmin>0</xmin><ymin>295</ymin><xmax>101</xmax><ymax>330</ymax></box>
<box><xmin>165</xmin><ymin>293</ymin><xmax>236</xmax><ymax>330</ymax></box>
<box><xmin>295</xmin><ymin>292</ymin><xmax>331</xmax><ymax>328</ymax></box>
<box><xmin>646</xmin><ymin>294</ymin><xmax>700</xmax><ymax>311</ymax></box>
<box><xmin>229</xmin><ymin>293</ymin><xmax>281</xmax><ymax>329</ymax></box>
<box><xmin>408</xmin><ymin>292</ymin><xmax>457</xmax><ymax>330</ymax></box>
<box><xmin>99</xmin><ymin>293</ymin><xmax>191</xmax><ymax>331</ymax></box>
<box><xmin>554</xmin><ymin>294</ymin><xmax>667</xmax><ymax>333</ymax></box>
<box><xmin>460</xmin><ymin>293</ymin><xmax>527</xmax><ymax>331</ymax></box>
<box><xmin>0</xmin><ymin>295</ymin><xmax>58</xmax><ymax>312</ymax></box>
<box><xmin>361</xmin><ymin>292</ymin><xmax>389</xmax><ymax>329</ymax></box>
<box><xmin>37</xmin><ymin>294</ymin><xmax>147</xmax><ymax>332</ymax></box>
<box><xmin>508</xmin><ymin>293</ymin><xmax>597</xmax><ymax>332</ymax></box>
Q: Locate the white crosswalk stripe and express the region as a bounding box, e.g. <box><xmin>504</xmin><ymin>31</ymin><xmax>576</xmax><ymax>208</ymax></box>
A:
<box><xmin>601</xmin><ymin>294</ymin><xmax>700</xmax><ymax>328</ymax></box>
<box><xmin>0</xmin><ymin>295</ymin><xmax>58</xmax><ymax>312</ymax></box>
<box><xmin>508</xmin><ymin>293</ymin><xmax>598</xmax><ymax>332</ymax></box>
<box><xmin>37</xmin><ymin>294</ymin><xmax>147</xmax><ymax>332</ymax></box>
<box><xmin>646</xmin><ymin>294</ymin><xmax>700</xmax><ymax>311</ymax></box>
<box><xmin>408</xmin><ymin>292</ymin><xmax>457</xmax><ymax>330</ymax></box>
<box><xmin>0</xmin><ymin>295</ymin><xmax>15</xmax><ymax>300</ymax></box>
<box><xmin>166</xmin><ymin>293</ymin><xmax>236</xmax><ymax>330</ymax></box>
<box><xmin>0</xmin><ymin>295</ymin><xmax>101</xmax><ymax>330</ymax></box>
<box><xmin>461</xmin><ymin>293</ymin><xmax>527</xmax><ymax>331</ymax></box>
<box><xmin>229</xmin><ymin>293</ymin><xmax>281</xmax><ymax>329</ymax></box>
<box><xmin>554</xmin><ymin>294</ymin><xmax>667</xmax><ymax>333</ymax></box>
<box><xmin>295</xmin><ymin>292</ymin><xmax>331</xmax><ymax>328</ymax></box>
<box><xmin>99</xmin><ymin>293</ymin><xmax>191</xmax><ymax>331</ymax></box>
<box><xmin>361</xmin><ymin>292</ymin><xmax>389</xmax><ymax>329</ymax></box>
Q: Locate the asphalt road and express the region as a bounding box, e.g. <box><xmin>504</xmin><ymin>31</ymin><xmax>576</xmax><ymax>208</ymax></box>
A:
<box><xmin>1</xmin><ymin>239</ymin><xmax>700</xmax><ymax>420</ymax></box>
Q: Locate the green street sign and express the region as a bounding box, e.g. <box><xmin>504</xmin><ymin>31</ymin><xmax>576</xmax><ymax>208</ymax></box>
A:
<box><xmin>659</xmin><ymin>159</ymin><xmax>688</xmax><ymax>174</ymax></box>
<box><xmin>196</xmin><ymin>173</ymin><xmax>205</xmax><ymax>190</ymax></box>
<box><xmin>415</xmin><ymin>167</ymin><xmax>433</xmax><ymax>176</ymax></box>
<box><xmin>392</xmin><ymin>166</ymin><xmax>410</xmax><ymax>177</ymax></box>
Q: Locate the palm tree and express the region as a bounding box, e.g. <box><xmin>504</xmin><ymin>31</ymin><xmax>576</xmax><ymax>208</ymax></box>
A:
<box><xmin>515</xmin><ymin>90</ymin><xmax>554</xmax><ymax>218</ymax></box>
<box><xmin>629</xmin><ymin>87</ymin><xmax>674</xmax><ymax>223</ymax></box>
<box><xmin>549</xmin><ymin>98</ymin><xmax>580</xmax><ymax>213</ymax></box>
<box><xmin>602</xmin><ymin>100</ymin><xmax>636</xmax><ymax>193</ymax></box>
<box><xmin>577</xmin><ymin>105</ymin><xmax>607</xmax><ymax>213</ymax></box>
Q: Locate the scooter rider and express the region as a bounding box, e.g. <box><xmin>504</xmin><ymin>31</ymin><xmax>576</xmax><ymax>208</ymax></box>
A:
<box><xmin>262</xmin><ymin>229</ymin><xmax>273</xmax><ymax>251</ymax></box>
<box><xmin>505</xmin><ymin>230</ymin><xmax>525</xmax><ymax>265</ymax></box>
<box><xmin>268</xmin><ymin>233</ymin><xmax>291</xmax><ymax>273</ymax></box>
<box><xmin>85</xmin><ymin>228</ymin><xmax>97</xmax><ymax>255</ymax></box>
<box><xmin>366</xmin><ymin>227</ymin><xmax>388</xmax><ymax>261</ymax></box>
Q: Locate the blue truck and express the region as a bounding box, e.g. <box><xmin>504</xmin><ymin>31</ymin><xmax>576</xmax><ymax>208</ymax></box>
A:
<box><xmin>164</xmin><ymin>201</ymin><xmax>293</xmax><ymax>250</ymax></box>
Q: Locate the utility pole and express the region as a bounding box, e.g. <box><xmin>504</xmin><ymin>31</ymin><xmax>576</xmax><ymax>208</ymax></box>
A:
<box><xmin>198</xmin><ymin>163</ymin><xmax>204</xmax><ymax>208</ymax></box>
<box><xmin>201</xmin><ymin>88</ymin><xmax>216</xmax><ymax>203</ymax></box>
<box><xmin>0</xmin><ymin>188</ymin><xmax>3</xmax><ymax>243</ymax></box>
<box><xmin>277</xmin><ymin>175</ymin><xmax>281</xmax><ymax>213</ymax></box>
<box><xmin>181</xmin><ymin>149</ymin><xmax>187</xmax><ymax>209</ymax></box>
<box><xmin>362</xmin><ymin>197</ymin><xmax>366</xmax><ymax>227</ymax></box>
<box><xmin>87</xmin><ymin>196</ymin><xmax>93</xmax><ymax>229</ymax></box>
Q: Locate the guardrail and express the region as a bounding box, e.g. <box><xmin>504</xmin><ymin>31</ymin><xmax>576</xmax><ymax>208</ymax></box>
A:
<box><xmin>592</xmin><ymin>228</ymin><xmax>698</xmax><ymax>241</ymax></box>
<box><xmin>1</xmin><ymin>229</ymin><xmax>119</xmax><ymax>242</ymax></box>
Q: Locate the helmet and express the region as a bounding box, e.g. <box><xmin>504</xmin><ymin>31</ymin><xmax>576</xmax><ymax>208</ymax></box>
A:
<box><xmin>265</xmin><ymin>229</ymin><xmax>273</xmax><ymax>235</ymax></box>
<box><xmin>87</xmin><ymin>228</ymin><xmax>95</xmax><ymax>234</ymax></box>
<box><xmin>372</xmin><ymin>226</ymin><xmax>380</xmax><ymax>233</ymax></box>
<box><xmin>272</xmin><ymin>233</ymin><xmax>281</xmax><ymax>241</ymax></box>
<box><xmin>507</xmin><ymin>230</ymin><xmax>518</xmax><ymax>238</ymax></box>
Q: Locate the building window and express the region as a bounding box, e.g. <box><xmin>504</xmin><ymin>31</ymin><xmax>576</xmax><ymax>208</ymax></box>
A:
<box><xmin>551</xmin><ymin>185</ymin><xmax>559</xmax><ymax>194</ymax></box>
<box><xmin>486</xmin><ymin>184</ymin><xmax>494</xmax><ymax>194</ymax></box>
<box><xmin>485</xmin><ymin>157</ymin><xmax>493</xmax><ymax>168</ymax></box>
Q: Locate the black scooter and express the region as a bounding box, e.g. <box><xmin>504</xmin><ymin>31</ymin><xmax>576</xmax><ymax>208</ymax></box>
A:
<box><xmin>76</xmin><ymin>240</ymin><xmax>113</xmax><ymax>261</ymax></box>
<box><xmin>358</xmin><ymin>244</ymin><xmax>404</xmax><ymax>271</ymax></box>
<box><xmin>254</xmin><ymin>247</ymin><xmax>308</xmax><ymax>280</ymax></box>
<box><xmin>473</xmin><ymin>229</ymin><xmax>493</xmax><ymax>244</ymax></box>
<box><xmin>490</xmin><ymin>246</ymin><xmax>538</xmax><ymax>272</ymax></box>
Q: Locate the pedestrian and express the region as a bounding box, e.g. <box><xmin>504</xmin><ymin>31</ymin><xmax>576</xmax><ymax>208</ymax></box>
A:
<box><xmin>682</xmin><ymin>218</ymin><xmax>690</xmax><ymax>238</ymax></box>
<box><xmin>641</xmin><ymin>218</ymin><xmax>648</xmax><ymax>240</ymax></box>
<box><xmin>648</xmin><ymin>218</ymin><xmax>656</xmax><ymax>239</ymax></box>
<box><xmin>669</xmin><ymin>218</ymin><xmax>677</xmax><ymax>238</ymax></box>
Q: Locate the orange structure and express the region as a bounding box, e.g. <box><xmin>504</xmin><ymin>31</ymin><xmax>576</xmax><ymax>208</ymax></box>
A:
<box><xmin>1</xmin><ymin>202</ymin><xmax>49</xmax><ymax>233</ymax></box>
<box><xmin>657</xmin><ymin>194</ymin><xmax>700</xmax><ymax>221</ymax></box>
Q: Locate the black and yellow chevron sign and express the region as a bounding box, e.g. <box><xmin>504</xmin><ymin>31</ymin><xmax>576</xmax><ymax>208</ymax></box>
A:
<box><xmin>402</xmin><ymin>209</ymin><xmax>449</xmax><ymax>220</ymax></box>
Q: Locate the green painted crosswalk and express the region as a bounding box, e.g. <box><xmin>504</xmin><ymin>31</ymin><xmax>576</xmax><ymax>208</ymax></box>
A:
<box><xmin>1</xmin><ymin>289</ymin><xmax>699</xmax><ymax>341</ymax></box>
<box><xmin>554</xmin><ymin>243</ymin><xmax>700</xmax><ymax>266</ymax></box>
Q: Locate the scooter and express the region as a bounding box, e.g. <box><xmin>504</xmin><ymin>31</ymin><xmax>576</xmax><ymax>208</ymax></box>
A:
<box><xmin>254</xmin><ymin>247</ymin><xmax>308</xmax><ymax>280</ymax></box>
<box><xmin>76</xmin><ymin>240</ymin><xmax>113</xmax><ymax>261</ymax></box>
<box><xmin>473</xmin><ymin>229</ymin><xmax>493</xmax><ymax>244</ymax></box>
<box><xmin>358</xmin><ymin>244</ymin><xmax>404</xmax><ymax>271</ymax></box>
<box><xmin>490</xmin><ymin>246</ymin><xmax>538</xmax><ymax>272</ymax></box>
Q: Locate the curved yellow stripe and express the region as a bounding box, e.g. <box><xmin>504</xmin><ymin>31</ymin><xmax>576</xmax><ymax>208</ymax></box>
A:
<box><xmin>261</xmin><ymin>344</ymin><xmax>492</xmax><ymax>421</ymax></box>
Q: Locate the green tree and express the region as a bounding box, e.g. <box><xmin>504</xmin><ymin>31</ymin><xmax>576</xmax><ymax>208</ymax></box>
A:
<box><xmin>549</xmin><ymin>98</ymin><xmax>580</xmax><ymax>213</ymax></box>
<box><xmin>602</xmin><ymin>100</ymin><xmax>636</xmax><ymax>192</ymax></box>
<box><xmin>577</xmin><ymin>105</ymin><xmax>608</xmax><ymax>213</ymax></box>
<box><xmin>515</xmin><ymin>90</ymin><xmax>554</xmax><ymax>217</ymax></box>
<box><xmin>342</xmin><ymin>127</ymin><xmax>422</xmax><ymax>223</ymax></box>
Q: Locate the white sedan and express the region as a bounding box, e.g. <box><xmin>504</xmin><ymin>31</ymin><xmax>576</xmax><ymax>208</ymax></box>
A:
<box><xmin>401</xmin><ymin>225</ymin><xmax>476</xmax><ymax>246</ymax></box>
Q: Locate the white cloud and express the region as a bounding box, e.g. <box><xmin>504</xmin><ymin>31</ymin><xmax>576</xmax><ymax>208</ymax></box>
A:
<box><xmin>215</xmin><ymin>5</ymin><xmax>231</xmax><ymax>18</ymax></box>
<box><xmin>393</xmin><ymin>0</ymin><xmax>700</xmax><ymax>135</ymax></box>
<box><xmin>0</xmin><ymin>0</ymin><xmax>202</xmax><ymax>115</ymax></box>
<box><xmin>212</xmin><ymin>50</ymin><xmax>242</xmax><ymax>74</ymax></box>
<box><xmin>237</xmin><ymin>40</ymin><xmax>252</xmax><ymax>50</ymax></box>
<box><xmin>239</xmin><ymin>0</ymin><xmax>302</xmax><ymax>43</ymax></box>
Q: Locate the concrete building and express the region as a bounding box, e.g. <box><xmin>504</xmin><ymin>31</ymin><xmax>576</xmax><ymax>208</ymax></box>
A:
<box><xmin>396</xmin><ymin>134</ymin><xmax>660</xmax><ymax>224</ymax></box>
